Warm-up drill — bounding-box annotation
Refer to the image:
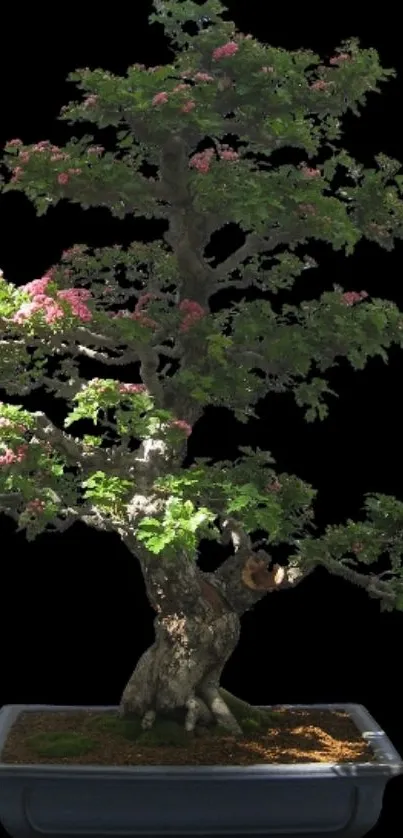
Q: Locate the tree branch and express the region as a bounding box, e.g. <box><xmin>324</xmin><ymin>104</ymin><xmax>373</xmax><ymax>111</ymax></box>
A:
<box><xmin>207</xmin><ymin>516</ymin><xmax>315</xmax><ymax>615</ymax></box>
<box><xmin>212</xmin><ymin>234</ymin><xmax>267</xmax><ymax>281</ymax></box>
<box><xmin>74</xmin><ymin>344</ymin><xmax>138</xmax><ymax>365</ymax></box>
<box><xmin>314</xmin><ymin>552</ymin><xmax>398</xmax><ymax>609</ymax></box>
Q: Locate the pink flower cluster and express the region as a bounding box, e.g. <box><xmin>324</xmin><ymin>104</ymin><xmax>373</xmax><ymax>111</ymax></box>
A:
<box><xmin>301</xmin><ymin>165</ymin><xmax>321</xmax><ymax>178</ymax></box>
<box><xmin>329</xmin><ymin>53</ymin><xmax>351</xmax><ymax>65</ymax></box>
<box><xmin>0</xmin><ymin>443</ymin><xmax>28</xmax><ymax>466</ymax></box>
<box><xmin>178</xmin><ymin>299</ymin><xmax>206</xmax><ymax>332</ymax></box>
<box><xmin>310</xmin><ymin>80</ymin><xmax>333</xmax><ymax>91</ymax></box>
<box><xmin>26</xmin><ymin>499</ymin><xmax>46</xmax><ymax>514</ymax></box>
<box><xmin>152</xmin><ymin>87</ymin><xmax>197</xmax><ymax>113</ymax></box>
<box><xmin>189</xmin><ymin>143</ymin><xmax>240</xmax><ymax>174</ymax></box>
<box><xmin>5</xmin><ymin>138</ymin><xmax>100</xmax><ymax>186</ymax></box>
<box><xmin>298</xmin><ymin>203</ymin><xmax>317</xmax><ymax>215</ymax></box>
<box><xmin>351</xmin><ymin>541</ymin><xmax>364</xmax><ymax>554</ymax></box>
<box><xmin>169</xmin><ymin>419</ymin><xmax>192</xmax><ymax>437</ymax></box>
<box><xmin>118</xmin><ymin>383</ymin><xmax>147</xmax><ymax>395</ymax></box>
<box><xmin>212</xmin><ymin>41</ymin><xmax>239</xmax><ymax>61</ymax></box>
<box><xmin>151</xmin><ymin>41</ymin><xmax>241</xmax><ymax>112</ymax></box>
<box><xmin>83</xmin><ymin>95</ymin><xmax>99</xmax><ymax>108</ymax></box>
<box><xmin>341</xmin><ymin>290</ymin><xmax>368</xmax><ymax>306</ymax></box>
<box><xmin>265</xmin><ymin>479</ymin><xmax>282</xmax><ymax>492</ymax></box>
<box><xmin>10</xmin><ymin>272</ymin><xmax>93</xmax><ymax>325</ymax></box>
<box><xmin>57</xmin><ymin>170</ymin><xmax>82</xmax><ymax>186</ymax></box>
<box><xmin>0</xmin><ymin>417</ymin><xmax>26</xmax><ymax>433</ymax></box>
<box><xmin>109</xmin><ymin>294</ymin><xmax>206</xmax><ymax>335</ymax></box>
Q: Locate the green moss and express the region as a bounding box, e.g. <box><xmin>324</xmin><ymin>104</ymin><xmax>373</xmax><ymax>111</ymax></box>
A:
<box><xmin>137</xmin><ymin>719</ymin><xmax>191</xmax><ymax>747</ymax></box>
<box><xmin>27</xmin><ymin>732</ymin><xmax>97</xmax><ymax>757</ymax></box>
<box><xmin>26</xmin><ymin>694</ymin><xmax>284</xmax><ymax>758</ymax></box>
<box><xmin>87</xmin><ymin>714</ymin><xmax>192</xmax><ymax>747</ymax></box>
<box><xmin>87</xmin><ymin>714</ymin><xmax>143</xmax><ymax>740</ymax></box>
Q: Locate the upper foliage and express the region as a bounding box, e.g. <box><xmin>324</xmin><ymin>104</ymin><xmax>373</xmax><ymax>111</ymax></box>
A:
<box><xmin>0</xmin><ymin>0</ymin><xmax>403</xmax><ymax>609</ymax></box>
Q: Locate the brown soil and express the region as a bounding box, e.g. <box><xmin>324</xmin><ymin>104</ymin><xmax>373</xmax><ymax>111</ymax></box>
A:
<box><xmin>1</xmin><ymin>707</ymin><xmax>377</xmax><ymax>767</ymax></box>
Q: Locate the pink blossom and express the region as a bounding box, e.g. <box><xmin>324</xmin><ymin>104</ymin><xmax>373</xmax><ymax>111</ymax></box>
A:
<box><xmin>351</xmin><ymin>542</ymin><xmax>364</xmax><ymax>554</ymax></box>
<box><xmin>57</xmin><ymin>288</ymin><xmax>93</xmax><ymax>322</ymax></box>
<box><xmin>265</xmin><ymin>480</ymin><xmax>281</xmax><ymax>492</ymax></box>
<box><xmin>212</xmin><ymin>41</ymin><xmax>239</xmax><ymax>61</ymax></box>
<box><xmin>169</xmin><ymin>420</ymin><xmax>192</xmax><ymax>437</ymax></box>
<box><xmin>189</xmin><ymin>149</ymin><xmax>215</xmax><ymax>174</ymax></box>
<box><xmin>173</xmin><ymin>84</ymin><xmax>189</xmax><ymax>93</ymax></box>
<box><xmin>43</xmin><ymin>303</ymin><xmax>65</xmax><ymax>323</ymax></box>
<box><xmin>178</xmin><ymin>300</ymin><xmax>206</xmax><ymax>333</ymax></box>
<box><xmin>118</xmin><ymin>383</ymin><xmax>147</xmax><ymax>395</ymax></box>
<box><xmin>12</xmin><ymin>279</ymin><xmax>93</xmax><ymax>325</ymax></box>
<box><xmin>301</xmin><ymin>166</ymin><xmax>321</xmax><ymax>178</ymax></box>
<box><xmin>0</xmin><ymin>443</ymin><xmax>28</xmax><ymax>466</ymax></box>
<box><xmin>0</xmin><ymin>418</ymin><xmax>13</xmax><ymax>428</ymax></box>
<box><xmin>341</xmin><ymin>290</ymin><xmax>368</xmax><ymax>306</ymax></box>
<box><xmin>58</xmin><ymin>172</ymin><xmax>70</xmax><ymax>185</ymax></box>
<box><xmin>83</xmin><ymin>95</ymin><xmax>99</xmax><ymax>108</ymax></box>
<box><xmin>310</xmin><ymin>80</ymin><xmax>332</xmax><ymax>91</ymax></box>
<box><xmin>87</xmin><ymin>145</ymin><xmax>105</xmax><ymax>155</ymax></box>
<box><xmin>10</xmin><ymin>166</ymin><xmax>24</xmax><ymax>182</ymax></box>
<box><xmin>152</xmin><ymin>92</ymin><xmax>169</xmax><ymax>105</ymax></box>
<box><xmin>179</xmin><ymin>299</ymin><xmax>206</xmax><ymax>317</ymax></box>
<box><xmin>50</xmin><ymin>153</ymin><xmax>70</xmax><ymax>161</ymax></box>
<box><xmin>23</xmin><ymin>276</ymin><xmax>52</xmax><ymax>296</ymax></box>
<box><xmin>298</xmin><ymin>203</ymin><xmax>317</xmax><ymax>215</ymax></box>
<box><xmin>136</xmin><ymin>292</ymin><xmax>159</xmax><ymax>309</ymax></box>
<box><xmin>181</xmin><ymin>100</ymin><xmax>196</xmax><ymax>113</ymax></box>
<box><xmin>0</xmin><ymin>448</ymin><xmax>18</xmax><ymax>465</ymax></box>
<box><xmin>219</xmin><ymin>148</ymin><xmax>239</xmax><ymax>161</ymax></box>
<box><xmin>18</xmin><ymin>151</ymin><xmax>31</xmax><ymax>163</ymax></box>
<box><xmin>131</xmin><ymin>312</ymin><xmax>158</xmax><ymax>329</ymax></box>
<box><xmin>12</xmin><ymin>301</ymin><xmax>46</xmax><ymax>323</ymax></box>
<box><xmin>26</xmin><ymin>499</ymin><xmax>46</xmax><ymax>514</ymax></box>
<box><xmin>193</xmin><ymin>72</ymin><xmax>215</xmax><ymax>82</ymax></box>
<box><xmin>6</xmin><ymin>138</ymin><xmax>23</xmax><ymax>147</ymax></box>
<box><xmin>329</xmin><ymin>53</ymin><xmax>350</xmax><ymax>65</ymax></box>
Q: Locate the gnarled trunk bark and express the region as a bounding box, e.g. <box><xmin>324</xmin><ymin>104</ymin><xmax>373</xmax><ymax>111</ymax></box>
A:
<box><xmin>119</xmin><ymin>551</ymin><xmax>242</xmax><ymax>733</ymax></box>
<box><xmin>118</xmin><ymin>526</ymin><xmax>304</xmax><ymax>734</ymax></box>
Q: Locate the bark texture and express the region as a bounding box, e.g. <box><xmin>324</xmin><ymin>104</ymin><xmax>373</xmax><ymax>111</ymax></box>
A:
<box><xmin>119</xmin><ymin>544</ymin><xmax>242</xmax><ymax>733</ymax></box>
<box><xmin>119</xmin><ymin>518</ymin><xmax>312</xmax><ymax>733</ymax></box>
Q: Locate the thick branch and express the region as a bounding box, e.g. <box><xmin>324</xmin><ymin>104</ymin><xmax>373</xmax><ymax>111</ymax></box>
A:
<box><xmin>211</xmin><ymin>515</ymin><xmax>399</xmax><ymax>613</ymax></box>
<box><xmin>212</xmin><ymin>233</ymin><xmax>267</xmax><ymax>281</ymax></box>
<box><xmin>74</xmin><ymin>345</ymin><xmax>138</xmax><ymax>365</ymax></box>
<box><xmin>315</xmin><ymin>553</ymin><xmax>398</xmax><ymax>609</ymax></box>
<box><xmin>212</xmin><ymin>227</ymin><xmax>307</xmax><ymax>287</ymax></box>
<box><xmin>208</xmin><ymin>516</ymin><xmax>315</xmax><ymax>615</ymax></box>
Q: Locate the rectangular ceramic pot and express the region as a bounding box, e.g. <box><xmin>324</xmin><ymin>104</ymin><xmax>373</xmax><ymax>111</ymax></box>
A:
<box><xmin>0</xmin><ymin>702</ymin><xmax>402</xmax><ymax>838</ymax></box>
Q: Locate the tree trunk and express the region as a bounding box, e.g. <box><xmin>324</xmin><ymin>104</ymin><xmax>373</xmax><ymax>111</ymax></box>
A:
<box><xmin>119</xmin><ymin>553</ymin><xmax>242</xmax><ymax>733</ymax></box>
<box><xmin>118</xmin><ymin>527</ymin><xmax>300</xmax><ymax>734</ymax></box>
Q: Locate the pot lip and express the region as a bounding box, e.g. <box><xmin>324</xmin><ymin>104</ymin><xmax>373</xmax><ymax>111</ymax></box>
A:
<box><xmin>0</xmin><ymin>702</ymin><xmax>402</xmax><ymax>777</ymax></box>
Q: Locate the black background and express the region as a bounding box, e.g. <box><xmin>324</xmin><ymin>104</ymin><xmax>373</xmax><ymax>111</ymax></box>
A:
<box><xmin>0</xmin><ymin>2</ymin><xmax>402</xmax><ymax>836</ymax></box>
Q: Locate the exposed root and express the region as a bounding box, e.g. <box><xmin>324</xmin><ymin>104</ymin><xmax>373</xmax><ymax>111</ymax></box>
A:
<box><xmin>197</xmin><ymin>683</ymin><xmax>243</xmax><ymax>735</ymax></box>
<box><xmin>185</xmin><ymin>697</ymin><xmax>200</xmax><ymax>732</ymax></box>
<box><xmin>141</xmin><ymin>709</ymin><xmax>156</xmax><ymax>730</ymax></box>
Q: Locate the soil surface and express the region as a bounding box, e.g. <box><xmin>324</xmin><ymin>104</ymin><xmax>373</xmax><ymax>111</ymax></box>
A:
<box><xmin>1</xmin><ymin>707</ymin><xmax>376</xmax><ymax>766</ymax></box>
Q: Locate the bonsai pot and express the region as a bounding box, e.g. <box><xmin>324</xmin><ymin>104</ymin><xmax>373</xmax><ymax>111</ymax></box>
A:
<box><xmin>0</xmin><ymin>702</ymin><xmax>401</xmax><ymax>838</ymax></box>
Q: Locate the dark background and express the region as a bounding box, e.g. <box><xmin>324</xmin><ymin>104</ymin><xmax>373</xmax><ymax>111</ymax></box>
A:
<box><xmin>0</xmin><ymin>2</ymin><xmax>402</xmax><ymax>836</ymax></box>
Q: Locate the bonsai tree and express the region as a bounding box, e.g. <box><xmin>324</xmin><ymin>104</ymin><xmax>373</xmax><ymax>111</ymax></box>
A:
<box><xmin>1</xmin><ymin>0</ymin><xmax>403</xmax><ymax>736</ymax></box>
